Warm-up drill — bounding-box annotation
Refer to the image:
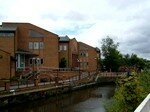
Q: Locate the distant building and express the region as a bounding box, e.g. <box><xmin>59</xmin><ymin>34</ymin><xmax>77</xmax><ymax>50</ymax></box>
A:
<box><xmin>59</xmin><ymin>35</ymin><xmax>78</xmax><ymax>68</ymax></box>
<box><xmin>78</xmin><ymin>42</ymin><xmax>100</xmax><ymax>72</ymax></box>
<box><xmin>0</xmin><ymin>22</ymin><xmax>59</xmax><ymax>79</ymax></box>
<box><xmin>0</xmin><ymin>22</ymin><xmax>101</xmax><ymax>79</ymax></box>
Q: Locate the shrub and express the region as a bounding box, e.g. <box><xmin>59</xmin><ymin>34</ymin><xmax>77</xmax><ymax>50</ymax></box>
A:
<box><xmin>105</xmin><ymin>71</ymin><xmax>150</xmax><ymax>112</ymax></box>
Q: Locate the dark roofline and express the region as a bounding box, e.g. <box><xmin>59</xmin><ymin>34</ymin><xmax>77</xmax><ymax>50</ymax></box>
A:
<box><xmin>59</xmin><ymin>35</ymin><xmax>70</xmax><ymax>42</ymax></box>
<box><xmin>2</xmin><ymin>22</ymin><xmax>58</xmax><ymax>36</ymax></box>
<box><xmin>78</xmin><ymin>42</ymin><xmax>95</xmax><ymax>49</ymax></box>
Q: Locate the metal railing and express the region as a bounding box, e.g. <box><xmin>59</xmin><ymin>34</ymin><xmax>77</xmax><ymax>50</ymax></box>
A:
<box><xmin>134</xmin><ymin>93</ymin><xmax>150</xmax><ymax>112</ymax></box>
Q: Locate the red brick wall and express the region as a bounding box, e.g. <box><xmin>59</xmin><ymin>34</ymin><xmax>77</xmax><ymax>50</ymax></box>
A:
<box><xmin>59</xmin><ymin>43</ymin><xmax>69</xmax><ymax>67</ymax></box>
<box><xmin>69</xmin><ymin>38</ymin><xmax>78</xmax><ymax>68</ymax></box>
<box><xmin>0</xmin><ymin>50</ymin><xmax>11</xmax><ymax>79</ymax></box>
<box><xmin>78</xmin><ymin>42</ymin><xmax>98</xmax><ymax>72</ymax></box>
<box><xmin>1</xmin><ymin>23</ymin><xmax>59</xmax><ymax>76</ymax></box>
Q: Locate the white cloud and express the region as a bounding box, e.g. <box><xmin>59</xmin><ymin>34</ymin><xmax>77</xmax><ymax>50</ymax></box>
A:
<box><xmin>0</xmin><ymin>0</ymin><xmax>150</xmax><ymax>59</ymax></box>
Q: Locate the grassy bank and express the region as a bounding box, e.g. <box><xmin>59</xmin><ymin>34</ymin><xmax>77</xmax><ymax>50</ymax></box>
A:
<box><xmin>105</xmin><ymin>70</ymin><xmax>150</xmax><ymax>112</ymax></box>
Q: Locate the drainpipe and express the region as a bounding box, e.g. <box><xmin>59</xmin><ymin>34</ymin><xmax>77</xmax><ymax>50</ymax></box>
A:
<box><xmin>10</xmin><ymin>56</ymin><xmax>12</xmax><ymax>79</ymax></box>
<box><xmin>14</xmin><ymin>31</ymin><xmax>16</xmax><ymax>76</ymax></box>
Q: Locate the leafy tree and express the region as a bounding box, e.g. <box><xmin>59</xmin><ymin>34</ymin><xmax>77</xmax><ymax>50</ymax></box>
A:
<box><xmin>122</xmin><ymin>54</ymin><xmax>147</xmax><ymax>72</ymax></box>
<box><xmin>59</xmin><ymin>58</ymin><xmax>67</xmax><ymax>68</ymax></box>
<box><xmin>101</xmin><ymin>36</ymin><xmax>123</xmax><ymax>72</ymax></box>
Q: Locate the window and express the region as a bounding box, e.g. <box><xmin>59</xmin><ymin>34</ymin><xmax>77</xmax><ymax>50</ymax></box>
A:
<box><xmin>86</xmin><ymin>52</ymin><xmax>88</xmax><ymax>57</ymax></box>
<box><xmin>36</xmin><ymin>58</ymin><xmax>40</xmax><ymax>64</ymax></box>
<box><xmin>39</xmin><ymin>42</ymin><xmax>44</xmax><ymax>49</ymax></box>
<box><xmin>29</xmin><ymin>42</ymin><xmax>33</xmax><ymax>49</ymax></box>
<box><xmin>29</xmin><ymin>30</ymin><xmax>44</xmax><ymax>37</ymax></box>
<box><xmin>29</xmin><ymin>58</ymin><xmax>32</xmax><ymax>64</ymax></box>
<box><xmin>0</xmin><ymin>32</ymin><xmax>14</xmax><ymax>37</ymax></box>
<box><xmin>29</xmin><ymin>58</ymin><xmax>43</xmax><ymax>65</ymax></box>
<box><xmin>41</xmin><ymin>59</ymin><xmax>43</xmax><ymax>64</ymax></box>
<box><xmin>16</xmin><ymin>54</ymin><xmax>25</xmax><ymax>69</ymax></box>
<box><xmin>34</xmin><ymin>42</ymin><xmax>39</xmax><ymax>49</ymax></box>
<box><xmin>59</xmin><ymin>45</ymin><xmax>63</xmax><ymax>51</ymax></box>
<box><xmin>64</xmin><ymin>45</ymin><xmax>67</xmax><ymax>50</ymax></box>
<box><xmin>29</xmin><ymin>42</ymin><xmax>44</xmax><ymax>49</ymax></box>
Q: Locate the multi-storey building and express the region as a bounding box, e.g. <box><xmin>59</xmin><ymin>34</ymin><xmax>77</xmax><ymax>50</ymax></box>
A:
<box><xmin>59</xmin><ymin>35</ymin><xmax>78</xmax><ymax>68</ymax></box>
<box><xmin>78</xmin><ymin>42</ymin><xmax>100</xmax><ymax>72</ymax></box>
<box><xmin>0</xmin><ymin>49</ymin><xmax>11</xmax><ymax>79</ymax></box>
<box><xmin>0</xmin><ymin>22</ymin><xmax>101</xmax><ymax>79</ymax></box>
<box><xmin>0</xmin><ymin>22</ymin><xmax>59</xmax><ymax>79</ymax></box>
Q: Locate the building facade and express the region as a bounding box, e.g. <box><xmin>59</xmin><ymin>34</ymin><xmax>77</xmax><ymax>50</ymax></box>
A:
<box><xmin>0</xmin><ymin>22</ymin><xmax>59</xmax><ymax>79</ymax></box>
<box><xmin>78</xmin><ymin>42</ymin><xmax>100</xmax><ymax>72</ymax></box>
<box><xmin>59</xmin><ymin>36</ymin><xmax>78</xmax><ymax>69</ymax></box>
<box><xmin>0</xmin><ymin>22</ymin><xmax>101</xmax><ymax>79</ymax></box>
<box><xmin>0</xmin><ymin>49</ymin><xmax>11</xmax><ymax>79</ymax></box>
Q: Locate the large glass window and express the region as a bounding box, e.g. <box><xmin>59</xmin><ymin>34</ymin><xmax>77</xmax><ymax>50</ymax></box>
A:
<box><xmin>29</xmin><ymin>30</ymin><xmax>44</xmax><ymax>37</ymax></box>
<box><xmin>29</xmin><ymin>58</ymin><xmax>43</xmax><ymax>65</ymax></box>
<box><xmin>16</xmin><ymin>54</ymin><xmax>25</xmax><ymax>69</ymax></box>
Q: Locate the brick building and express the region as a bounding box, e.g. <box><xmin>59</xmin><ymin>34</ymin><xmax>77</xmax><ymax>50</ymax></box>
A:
<box><xmin>59</xmin><ymin>35</ymin><xmax>78</xmax><ymax>68</ymax></box>
<box><xmin>78</xmin><ymin>42</ymin><xmax>100</xmax><ymax>72</ymax></box>
<box><xmin>0</xmin><ymin>22</ymin><xmax>101</xmax><ymax>79</ymax></box>
<box><xmin>0</xmin><ymin>49</ymin><xmax>11</xmax><ymax>79</ymax></box>
<box><xmin>0</xmin><ymin>22</ymin><xmax>59</xmax><ymax>79</ymax></box>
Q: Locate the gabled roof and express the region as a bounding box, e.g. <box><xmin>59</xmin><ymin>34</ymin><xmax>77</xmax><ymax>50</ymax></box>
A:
<box><xmin>1</xmin><ymin>22</ymin><xmax>58</xmax><ymax>36</ymax></box>
<box><xmin>59</xmin><ymin>35</ymin><xmax>70</xmax><ymax>42</ymax></box>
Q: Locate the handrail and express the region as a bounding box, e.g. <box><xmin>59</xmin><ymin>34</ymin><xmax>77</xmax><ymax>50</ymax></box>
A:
<box><xmin>134</xmin><ymin>93</ymin><xmax>150</xmax><ymax>112</ymax></box>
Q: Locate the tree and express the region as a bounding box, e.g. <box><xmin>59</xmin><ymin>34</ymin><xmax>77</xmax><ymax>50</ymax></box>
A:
<box><xmin>101</xmin><ymin>36</ymin><xmax>122</xmax><ymax>72</ymax></box>
<box><xmin>59</xmin><ymin>58</ymin><xmax>67</xmax><ymax>68</ymax></box>
<box><xmin>122</xmin><ymin>54</ymin><xmax>147</xmax><ymax>72</ymax></box>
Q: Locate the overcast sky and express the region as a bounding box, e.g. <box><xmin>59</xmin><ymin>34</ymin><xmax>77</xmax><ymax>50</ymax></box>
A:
<box><xmin>0</xmin><ymin>0</ymin><xmax>150</xmax><ymax>59</ymax></box>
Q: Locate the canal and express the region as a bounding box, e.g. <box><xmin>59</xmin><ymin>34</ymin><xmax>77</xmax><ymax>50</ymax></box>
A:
<box><xmin>1</xmin><ymin>84</ymin><xmax>115</xmax><ymax>112</ymax></box>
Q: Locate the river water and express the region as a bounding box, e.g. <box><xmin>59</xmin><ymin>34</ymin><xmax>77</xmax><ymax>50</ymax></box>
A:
<box><xmin>1</xmin><ymin>85</ymin><xmax>115</xmax><ymax>112</ymax></box>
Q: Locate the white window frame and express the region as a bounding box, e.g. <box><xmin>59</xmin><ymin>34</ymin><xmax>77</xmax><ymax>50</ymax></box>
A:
<box><xmin>64</xmin><ymin>45</ymin><xmax>67</xmax><ymax>50</ymax></box>
<box><xmin>29</xmin><ymin>42</ymin><xmax>33</xmax><ymax>49</ymax></box>
<box><xmin>34</xmin><ymin>42</ymin><xmax>39</xmax><ymax>49</ymax></box>
<box><xmin>16</xmin><ymin>54</ymin><xmax>25</xmax><ymax>69</ymax></box>
<box><xmin>39</xmin><ymin>42</ymin><xmax>44</xmax><ymax>49</ymax></box>
<box><xmin>59</xmin><ymin>45</ymin><xmax>63</xmax><ymax>51</ymax></box>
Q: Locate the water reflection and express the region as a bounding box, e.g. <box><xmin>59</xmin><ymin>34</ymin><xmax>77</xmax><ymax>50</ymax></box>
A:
<box><xmin>1</xmin><ymin>85</ymin><xmax>115</xmax><ymax>112</ymax></box>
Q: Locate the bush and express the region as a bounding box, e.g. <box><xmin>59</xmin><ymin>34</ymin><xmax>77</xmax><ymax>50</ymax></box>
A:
<box><xmin>105</xmin><ymin>71</ymin><xmax>150</xmax><ymax>112</ymax></box>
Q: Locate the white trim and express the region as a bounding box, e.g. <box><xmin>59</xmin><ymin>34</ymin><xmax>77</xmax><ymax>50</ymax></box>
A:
<box><xmin>16</xmin><ymin>54</ymin><xmax>25</xmax><ymax>69</ymax></box>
